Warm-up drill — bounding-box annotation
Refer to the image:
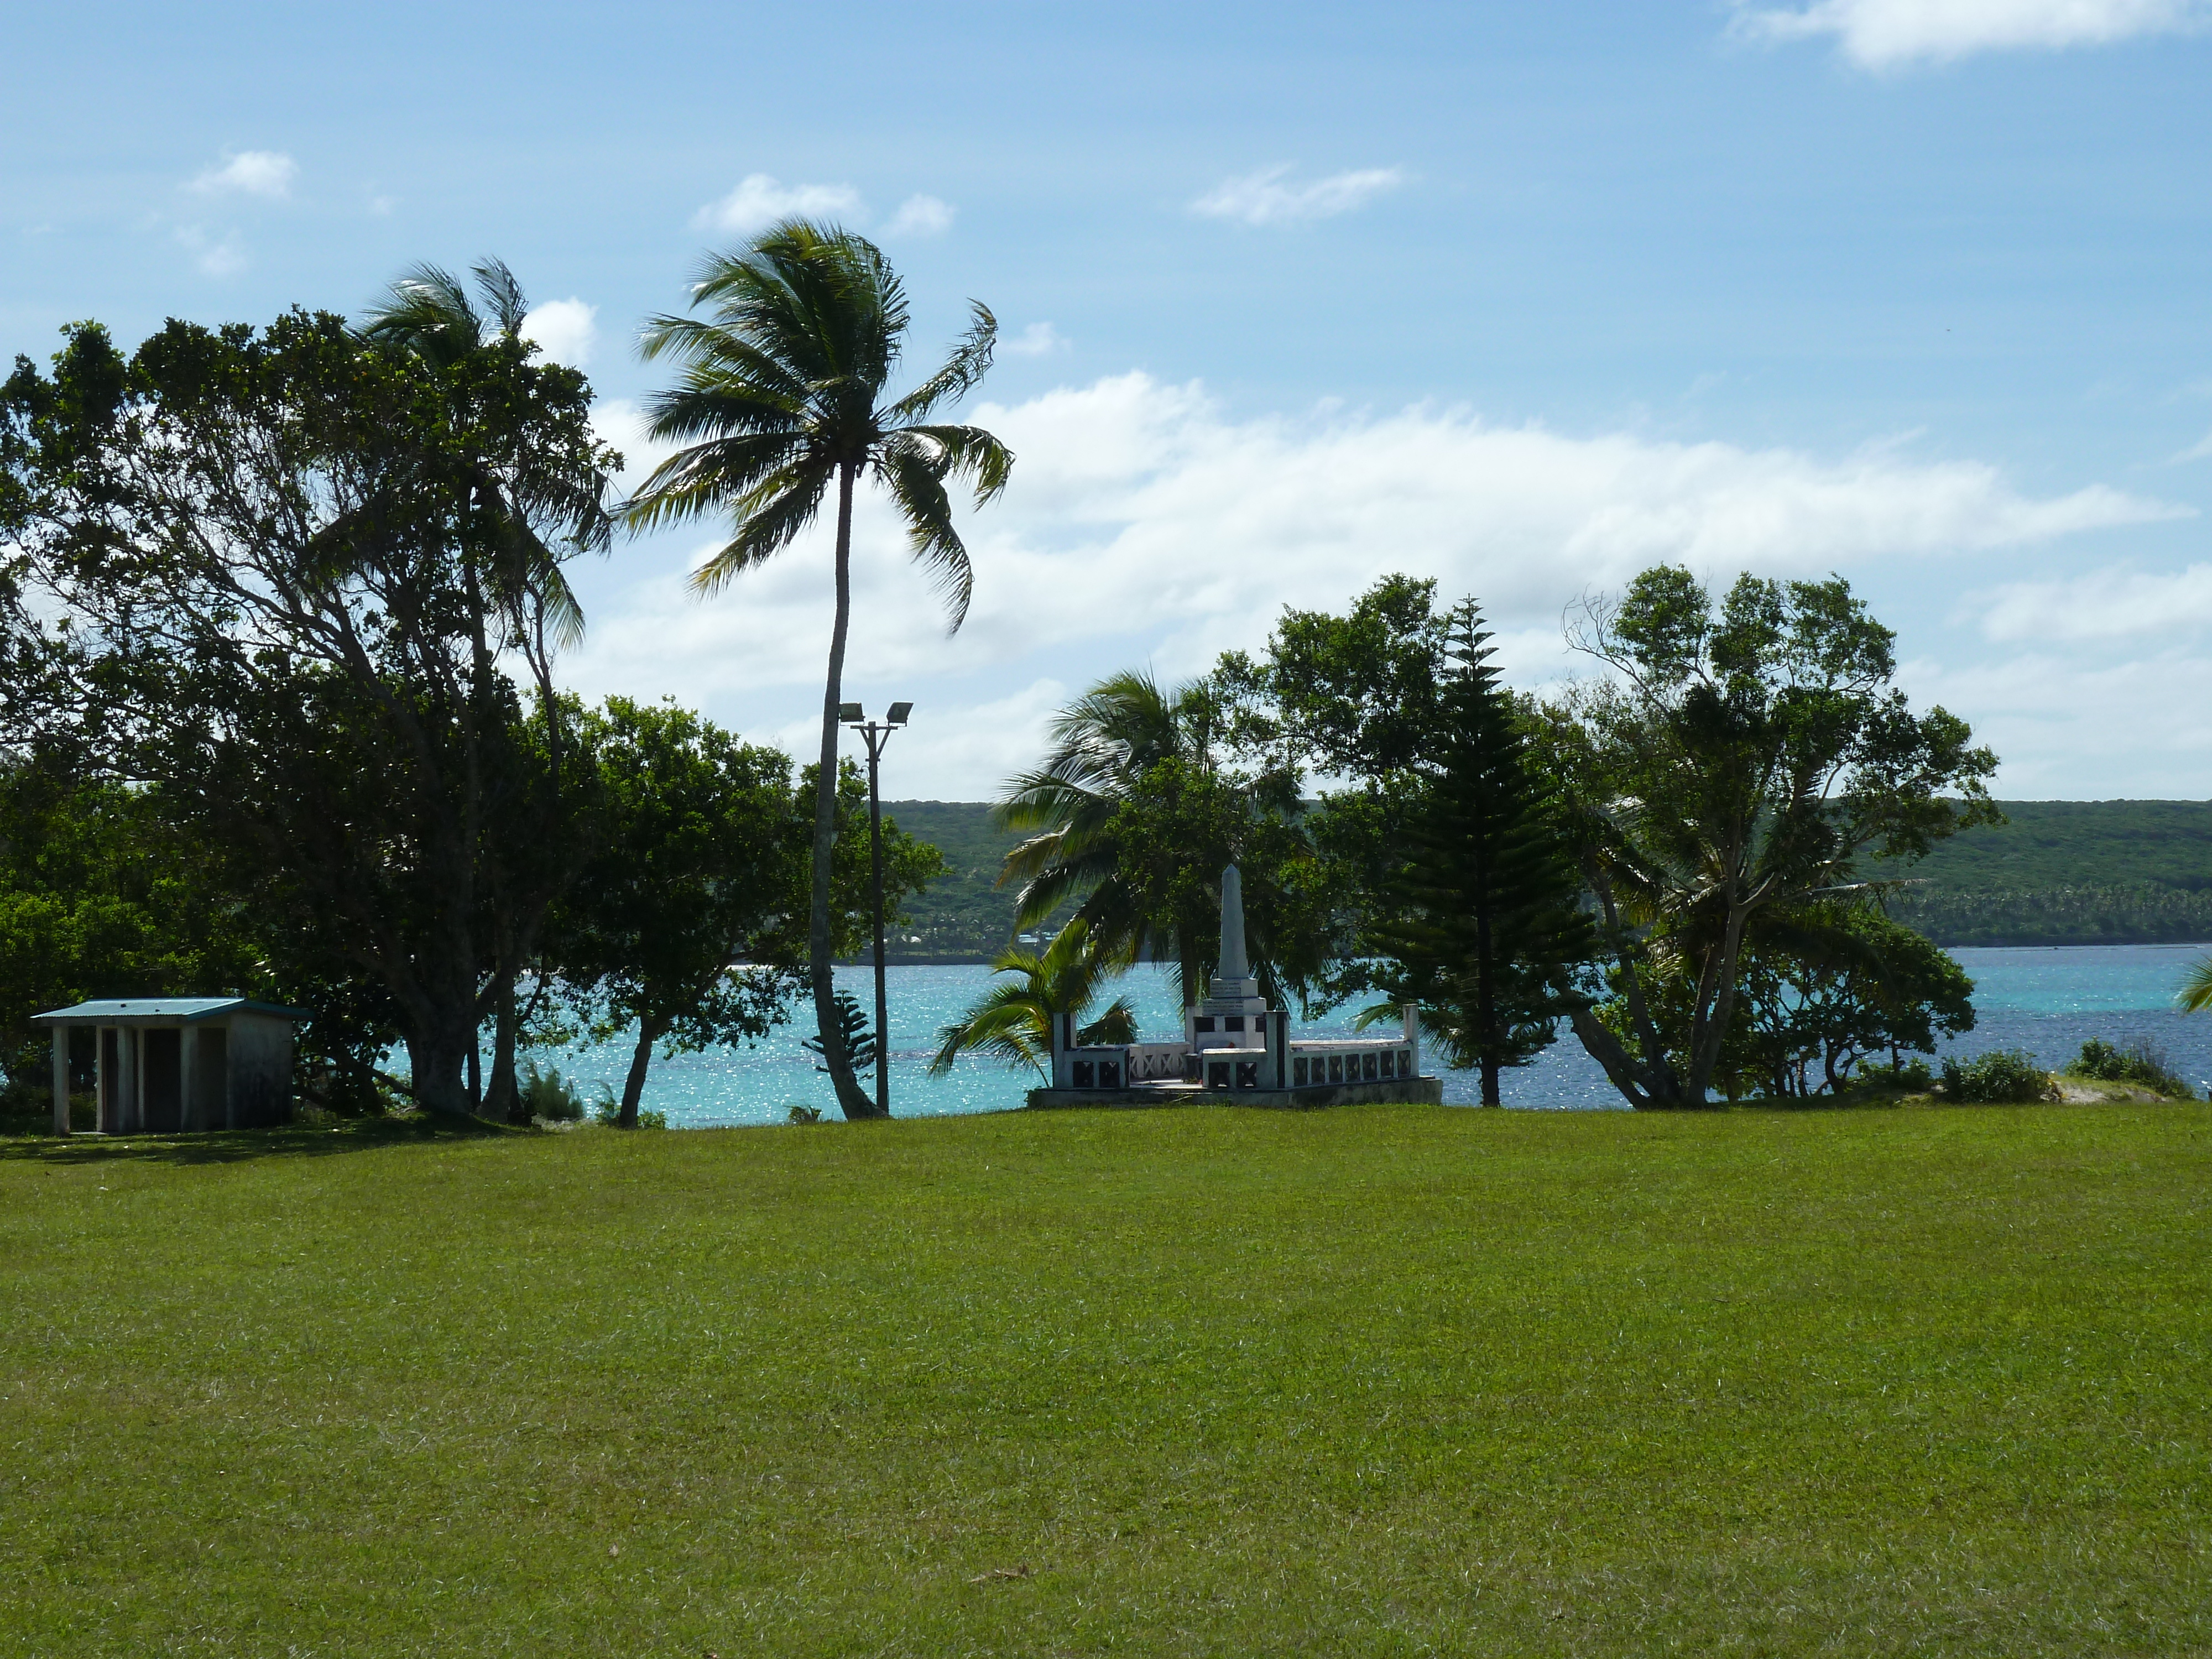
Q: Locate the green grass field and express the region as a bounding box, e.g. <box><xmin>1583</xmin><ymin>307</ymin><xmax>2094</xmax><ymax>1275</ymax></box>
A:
<box><xmin>4</xmin><ymin>1102</ymin><xmax>2209</xmax><ymax>1656</ymax></box>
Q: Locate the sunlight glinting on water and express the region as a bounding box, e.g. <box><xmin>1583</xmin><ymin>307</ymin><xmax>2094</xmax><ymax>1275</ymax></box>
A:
<box><xmin>536</xmin><ymin>944</ymin><xmax>2212</xmax><ymax>1127</ymax></box>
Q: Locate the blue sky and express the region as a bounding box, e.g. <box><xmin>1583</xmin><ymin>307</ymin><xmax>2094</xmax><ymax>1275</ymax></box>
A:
<box><xmin>6</xmin><ymin>0</ymin><xmax>2210</xmax><ymax>799</ymax></box>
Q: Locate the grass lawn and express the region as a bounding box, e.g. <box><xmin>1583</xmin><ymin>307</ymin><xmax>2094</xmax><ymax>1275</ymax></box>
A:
<box><xmin>3</xmin><ymin>1101</ymin><xmax>2209</xmax><ymax>1656</ymax></box>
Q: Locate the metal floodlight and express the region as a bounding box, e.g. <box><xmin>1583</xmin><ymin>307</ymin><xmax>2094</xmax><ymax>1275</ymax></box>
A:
<box><xmin>838</xmin><ymin>702</ymin><xmax>864</xmax><ymax>722</ymax></box>
<box><xmin>886</xmin><ymin>701</ymin><xmax>913</xmax><ymax>726</ymax></box>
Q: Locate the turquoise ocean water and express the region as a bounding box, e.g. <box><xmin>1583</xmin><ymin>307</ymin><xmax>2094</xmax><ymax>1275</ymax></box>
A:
<box><xmin>542</xmin><ymin>943</ymin><xmax>2212</xmax><ymax>1125</ymax></box>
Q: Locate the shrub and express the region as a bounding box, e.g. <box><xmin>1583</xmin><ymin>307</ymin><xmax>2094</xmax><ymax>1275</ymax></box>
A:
<box><xmin>519</xmin><ymin>1061</ymin><xmax>586</xmax><ymax>1123</ymax></box>
<box><xmin>591</xmin><ymin>1086</ymin><xmax>666</xmax><ymax>1130</ymax></box>
<box><xmin>787</xmin><ymin>1103</ymin><xmax>824</xmax><ymax>1124</ymax></box>
<box><xmin>1858</xmin><ymin>1057</ymin><xmax>1934</xmax><ymax>1093</ymax></box>
<box><xmin>1940</xmin><ymin>1049</ymin><xmax>2054</xmax><ymax>1104</ymax></box>
<box><xmin>2065</xmin><ymin>1038</ymin><xmax>2196</xmax><ymax>1099</ymax></box>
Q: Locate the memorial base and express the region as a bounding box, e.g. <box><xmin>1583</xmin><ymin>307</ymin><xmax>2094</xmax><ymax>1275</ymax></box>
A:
<box><xmin>1025</xmin><ymin>1076</ymin><xmax>1444</xmax><ymax>1112</ymax></box>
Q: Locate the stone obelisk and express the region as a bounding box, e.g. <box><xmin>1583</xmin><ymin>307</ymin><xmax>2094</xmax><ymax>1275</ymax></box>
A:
<box><xmin>1204</xmin><ymin>864</ymin><xmax>1266</xmax><ymax>1014</ymax></box>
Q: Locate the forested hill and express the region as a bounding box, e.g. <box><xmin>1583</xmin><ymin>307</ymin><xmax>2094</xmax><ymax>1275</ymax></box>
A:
<box><xmin>877</xmin><ymin>802</ymin><xmax>1038</xmax><ymax>962</ymax></box>
<box><xmin>888</xmin><ymin>799</ymin><xmax>2212</xmax><ymax>959</ymax></box>
<box><xmin>1879</xmin><ymin>800</ymin><xmax>2212</xmax><ymax>947</ymax></box>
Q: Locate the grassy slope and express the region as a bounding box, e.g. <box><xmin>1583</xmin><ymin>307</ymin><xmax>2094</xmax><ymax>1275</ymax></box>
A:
<box><xmin>4</xmin><ymin>1104</ymin><xmax>2209</xmax><ymax>1657</ymax></box>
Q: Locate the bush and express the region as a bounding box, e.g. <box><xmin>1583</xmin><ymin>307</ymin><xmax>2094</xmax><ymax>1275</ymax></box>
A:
<box><xmin>1940</xmin><ymin>1049</ymin><xmax>2055</xmax><ymax>1104</ymax></box>
<box><xmin>591</xmin><ymin>1086</ymin><xmax>666</xmax><ymax>1130</ymax></box>
<box><xmin>1857</xmin><ymin>1057</ymin><xmax>1934</xmax><ymax>1093</ymax></box>
<box><xmin>787</xmin><ymin>1103</ymin><xmax>823</xmax><ymax>1124</ymax></box>
<box><xmin>2065</xmin><ymin>1038</ymin><xmax>2196</xmax><ymax>1099</ymax></box>
<box><xmin>519</xmin><ymin>1060</ymin><xmax>587</xmax><ymax>1122</ymax></box>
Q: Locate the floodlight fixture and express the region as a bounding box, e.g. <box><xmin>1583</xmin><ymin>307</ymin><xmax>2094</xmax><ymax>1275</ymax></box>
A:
<box><xmin>838</xmin><ymin>702</ymin><xmax>863</xmax><ymax>722</ymax></box>
<box><xmin>886</xmin><ymin>701</ymin><xmax>913</xmax><ymax>726</ymax></box>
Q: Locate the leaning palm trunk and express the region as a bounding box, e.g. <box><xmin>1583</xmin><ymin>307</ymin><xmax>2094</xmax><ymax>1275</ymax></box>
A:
<box><xmin>623</xmin><ymin>223</ymin><xmax>1010</xmax><ymax>1119</ymax></box>
<box><xmin>811</xmin><ymin>465</ymin><xmax>878</xmax><ymax>1118</ymax></box>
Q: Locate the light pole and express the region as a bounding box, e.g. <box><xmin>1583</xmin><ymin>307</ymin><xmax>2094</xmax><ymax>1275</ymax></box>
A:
<box><xmin>840</xmin><ymin>699</ymin><xmax>910</xmax><ymax>1115</ymax></box>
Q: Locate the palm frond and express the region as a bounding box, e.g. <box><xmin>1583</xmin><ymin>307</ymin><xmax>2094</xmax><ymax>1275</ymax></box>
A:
<box><xmin>883</xmin><ymin>302</ymin><xmax>999</xmax><ymax>427</ymax></box>
<box><xmin>472</xmin><ymin>257</ymin><xmax>529</xmax><ymax>338</ymax></box>
<box><xmin>634</xmin><ymin>315</ymin><xmax>816</xmax><ymax>411</ymax></box>
<box><xmin>359</xmin><ymin>263</ymin><xmax>482</xmax><ymax>359</ymax></box>
<box><xmin>685</xmin><ymin>461</ymin><xmax>837</xmax><ymax>596</ymax></box>
<box><xmin>2180</xmin><ymin>954</ymin><xmax>2212</xmax><ymax>1014</ymax></box>
<box><xmin>875</xmin><ymin>432</ymin><xmax>974</xmax><ymax>631</ymax></box>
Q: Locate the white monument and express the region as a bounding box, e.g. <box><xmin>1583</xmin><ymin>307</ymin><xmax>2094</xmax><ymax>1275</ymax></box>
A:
<box><xmin>1041</xmin><ymin>864</ymin><xmax>1430</xmax><ymax>1102</ymax></box>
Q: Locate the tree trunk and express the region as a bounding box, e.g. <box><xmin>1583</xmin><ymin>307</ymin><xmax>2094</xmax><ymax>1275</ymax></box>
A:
<box><xmin>618</xmin><ymin>1016</ymin><xmax>664</xmax><ymax>1129</ymax></box>
<box><xmin>406</xmin><ymin>1022</ymin><xmax>474</xmax><ymax>1118</ymax></box>
<box><xmin>1473</xmin><ymin>803</ymin><xmax>1500</xmax><ymax>1107</ymax></box>
<box><xmin>484</xmin><ymin>973</ymin><xmax>525</xmax><ymax>1124</ymax></box>
<box><xmin>810</xmin><ymin>462</ymin><xmax>881</xmax><ymax>1120</ymax></box>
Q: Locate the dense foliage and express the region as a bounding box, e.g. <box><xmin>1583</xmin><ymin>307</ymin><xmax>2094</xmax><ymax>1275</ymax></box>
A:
<box><xmin>1538</xmin><ymin>567</ymin><xmax>1997</xmax><ymax>1107</ymax></box>
<box><xmin>0</xmin><ymin>258</ymin><xmax>954</xmax><ymax>1128</ymax></box>
<box><xmin>1940</xmin><ymin>1048</ymin><xmax>2055</xmax><ymax>1104</ymax></box>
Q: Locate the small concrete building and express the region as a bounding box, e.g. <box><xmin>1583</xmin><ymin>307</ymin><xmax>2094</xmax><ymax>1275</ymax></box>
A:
<box><xmin>32</xmin><ymin>998</ymin><xmax>309</xmax><ymax>1135</ymax></box>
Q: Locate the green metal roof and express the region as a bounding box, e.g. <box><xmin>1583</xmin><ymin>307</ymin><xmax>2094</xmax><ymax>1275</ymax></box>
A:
<box><xmin>32</xmin><ymin>998</ymin><xmax>312</xmax><ymax>1024</ymax></box>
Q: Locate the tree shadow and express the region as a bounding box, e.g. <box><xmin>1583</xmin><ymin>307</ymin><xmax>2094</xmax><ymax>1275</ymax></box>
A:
<box><xmin>0</xmin><ymin>1112</ymin><xmax>523</xmax><ymax>1168</ymax></box>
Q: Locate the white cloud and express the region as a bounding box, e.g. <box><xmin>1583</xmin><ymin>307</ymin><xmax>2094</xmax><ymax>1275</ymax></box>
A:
<box><xmin>189</xmin><ymin>150</ymin><xmax>298</xmax><ymax>199</ymax></box>
<box><xmin>563</xmin><ymin>373</ymin><xmax>2185</xmax><ymax>794</ymax></box>
<box><xmin>1978</xmin><ymin>562</ymin><xmax>2212</xmax><ymax>642</ymax></box>
<box><xmin>2174</xmin><ymin>429</ymin><xmax>2212</xmax><ymax>463</ymax></box>
<box><xmin>884</xmin><ymin>193</ymin><xmax>954</xmax><ymax>237</ymax></box>
<box><xmin>588</xmin><ymin>398</ymin><xmax>684</xmax><ymax>499</ymax></box>
<box><xmin>692</xmin><ymin>174</ymin><xmax>864</xmax><ymax>236</ymax></box>
<box><xmin>175</xmin><ymin>225</ymin><xmax>246</xmax><ymax>277</ymax></box>
<box><xmin>1732</xmin><ymin>0</ymin><xmax>2207</xmax><ymax>67</ymax></box>
<box><xmin>1003</xmin><ymin>322</ymin><xmax>1069</xmax><ymax>357</ymax></box>
<box><xmin>1191</xmin><ymin>165</ymin><xmax>1402</xmax><ymax>226</ymax></box>
<box><xmin>521</xmin><ymin>298</ymin><xmax>598</xmax><ymax>369</ymax></box>
<box><xmin>1900</xmin><ymin>648</ymin><xmax>2212</xmax><ymax>795</ymax></box>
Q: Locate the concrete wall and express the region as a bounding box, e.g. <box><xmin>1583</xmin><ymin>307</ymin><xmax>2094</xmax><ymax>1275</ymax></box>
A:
<box><xmin>224</xmin><ymin>1014</ymin><xmax>295</xmax><ymax>1128</ymax></box>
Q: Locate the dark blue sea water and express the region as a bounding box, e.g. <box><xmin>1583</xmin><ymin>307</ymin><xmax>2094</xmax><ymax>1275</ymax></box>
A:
<box><xmin>541</xmin><ymin>943</ymin><xmax>2212</xmax><ymax>1125</ymax></box>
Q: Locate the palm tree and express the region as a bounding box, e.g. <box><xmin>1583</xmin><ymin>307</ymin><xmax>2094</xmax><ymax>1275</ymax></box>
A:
<box><xmin>623</xmin><ymin>222</ymin><xmax>1011</xmax><ymax>1119</ymax></box>
<box><xmin>928</xmin><ymin>921</ymin><xmax>1138</xmax><ymax>1079</ymax></box>
<box><xmin>994</xmin><ymin>670</ymin><xmax>1216</xmax><ymax>988</ymax></box>
<box><xmin>359</xmin><ymin>258</ymin><xmax>597</xmax><ymax>649</ymax></box>
<box><xmin>2181</xmin><ymin>954</ymin><xmax>2212</xmax><ymax>1014</ymax></box>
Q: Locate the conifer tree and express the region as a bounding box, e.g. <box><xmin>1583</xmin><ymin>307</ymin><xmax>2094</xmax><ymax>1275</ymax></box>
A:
<box><xmin>1367</xmin><ymin>603</ymin><xmax>1594</xmax><ymax>1104</ymax></box>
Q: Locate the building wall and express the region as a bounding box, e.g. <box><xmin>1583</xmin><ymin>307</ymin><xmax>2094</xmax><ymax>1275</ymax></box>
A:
<box><xmin>225</xmin><ymin>1014</ymin><xmax>295</xmax><ymax>1128</ymax></box>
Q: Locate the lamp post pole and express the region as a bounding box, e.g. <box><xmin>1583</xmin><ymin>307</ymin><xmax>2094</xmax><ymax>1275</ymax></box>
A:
<box><xmin>841</xmin><ymin>701</ymin><xmax>911</xmax><ymax>1116</ymax></box>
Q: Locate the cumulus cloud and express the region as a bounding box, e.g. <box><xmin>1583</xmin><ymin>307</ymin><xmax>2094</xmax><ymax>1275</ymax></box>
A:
<box><xmin>521</xmin><ymin>298</ymin><xmax>598</xmax><ymax>369</ymax></box>
<box><xmin>1003</xmin><ymin>321</ymin><xmax>1070</xmax><ymax>357</ymax></box>
<box><xmin>1731</xmin><ymin>0</ymin><xmax>2207</xmax><ymax>67</ymax></box>
<box><xmin>692</xmin><ymin>174</ymin><xmax>864</xmax><ymax>236</ymax></box>
<box><xmin>189</xmin><ymin>150</ymin><xmax>298</xmax><ymax>199</ymax></box>
<box><xmin>2174</xmin><ymin>428</ymin><xmax>2212</xmax><ymax>463</ymax></box>
<box><xmin>562</xmin><ymin>373</ymin><xmax>2185</xmax><ymax>793</ymax></box>
<box><xmin>1191</xmin><ymin>165</ymin><xmax>1402</xmax><ymax>226</ymax></box>
<box><xmin>884</xmin><ymin>193</ymin><xmax>954</xmax><ymax>236</ymax></box>
<box><xmin>1900</xmin><ymin>648</ymin><xmax>2212</xmax><ymax>795</ymax></box>
<box><xmin>587</xmin><ymin>398</ymin><xmax>685</xmax><ymax>498</ymax></box>
<box><xmin>1978</xmin><ymin>562</ymin><xmax>2212</xmax><ymax>642</ymax></box>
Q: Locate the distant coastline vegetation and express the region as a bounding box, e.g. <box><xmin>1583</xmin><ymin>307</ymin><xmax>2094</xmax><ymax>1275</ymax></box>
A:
<box><xmin>885</xmin><ymin>797</ymin><xmax>2212</xmax><ymax>960</ymax></box>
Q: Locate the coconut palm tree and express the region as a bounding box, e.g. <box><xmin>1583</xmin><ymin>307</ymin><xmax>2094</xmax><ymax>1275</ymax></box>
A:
<box><xmin>995</xmin><ymin>670</ymin><xmax>1206</xmax><ymax>963</ymax></box>
<box><xmin>928</xmin><ymin>920</ymin><xmax>1138</xmax><ymax>1079</ymax></box>
<box><xmin>623</xmin><ymin>222</ymin><xmax>1011</xmax><ymax>1119</ymax></box>
<box><xmin>359</xmin><ymin>258</ymin><xmax>597</xmax><ymax>649</ymax></box>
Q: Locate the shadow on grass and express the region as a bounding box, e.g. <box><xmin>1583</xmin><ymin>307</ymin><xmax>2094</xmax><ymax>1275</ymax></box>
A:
<box><xmin>0</xmin><ymin>1111</ymin><xmax>524</xmax><ymax>1167</ymax></box>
